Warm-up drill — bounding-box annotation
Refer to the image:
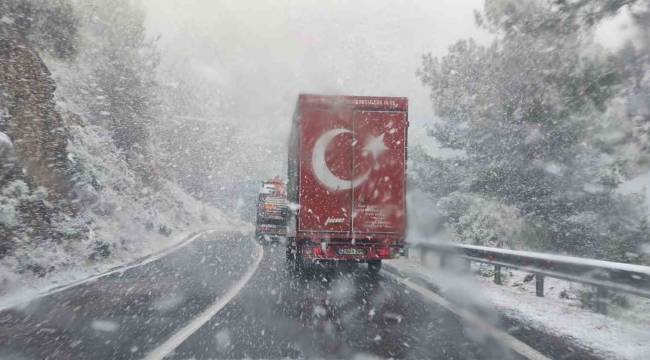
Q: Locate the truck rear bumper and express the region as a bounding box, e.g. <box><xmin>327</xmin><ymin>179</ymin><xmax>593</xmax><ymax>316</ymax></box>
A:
<box><xmin>287</xmin><ymin>234</ymin><xmax>406</xmax><ymax>260</ymax></box>
<box><xmin>256</xmin><ymin>233</ymin><xmax>287</xmax><ymax>243</ymax></box>
<box><xmin>298</xmin><ymin>244</ymin><xmax>401</xmax><ymax>261</ymax></box>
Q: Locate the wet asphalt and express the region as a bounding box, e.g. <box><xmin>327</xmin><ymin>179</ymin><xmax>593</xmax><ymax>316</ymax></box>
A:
<box><xmin>0</xmin><ymin>233</ymin><xmax>600</xmax><ymax>360</ymax></box>
<box><xmin>0</xmin><ymin>233</ymin><xmax>257</xmax><ymax>360</ymax></box>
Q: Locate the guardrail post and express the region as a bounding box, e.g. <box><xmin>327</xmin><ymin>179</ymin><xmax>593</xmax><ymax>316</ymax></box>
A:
<box><xmin>536</xmin><ymin>274</ymin><xmax>544</xmax><ymax>297</ymax></box>
<box><xmin>596</xmin><ymin>287</ymin><xmax>608</xmax><ymax>315</ymax></box>
<box><xmin>415</xmin><ymin>243</ymin><xmax>650</xmax><ymax>310</ymax></box>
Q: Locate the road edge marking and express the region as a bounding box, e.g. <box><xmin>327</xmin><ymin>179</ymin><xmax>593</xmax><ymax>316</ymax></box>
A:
<box><xmin>382</xmin><ymin>270</ymin><xmax>551</xmax><ymax>360</ymax></box>
<box><xmin>144</xmin><ymin>239</ymin><xmax>264</xmax><ymax>360</ymax></box>
<box><xmin>0</xmin><ymin>230</ymin><xmax>216</xmax><ymax>312</ymax></box>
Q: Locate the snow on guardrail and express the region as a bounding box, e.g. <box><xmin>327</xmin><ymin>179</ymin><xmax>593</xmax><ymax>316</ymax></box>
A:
<box><xmin>411</xmin><ymin>242</ymin><xmax>650</xmax><ymax>315</ymax></box>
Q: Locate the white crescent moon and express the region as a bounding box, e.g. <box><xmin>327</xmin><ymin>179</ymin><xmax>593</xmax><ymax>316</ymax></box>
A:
<box><xmin>311</xmin><ymin>129</ymin><xmax>370</xmax><ymax>191</ymax></box>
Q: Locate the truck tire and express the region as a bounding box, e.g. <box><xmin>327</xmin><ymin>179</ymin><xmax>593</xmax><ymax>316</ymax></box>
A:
<box><xmin>293</xmin><ymin>253</ymin><xmax>304</xmax><ymax>272</ymax></box>
<box><xmin>368</xmin><ymin>260</ymin><xmax>382</xmax><ymax>275</ymax></box>
<box><xmin>341</xmin><ymin>260</ymin><xmax>357</xmax><ymax>273</ymax></box>
<box><xmin>286</xmin><ymin>250</ymin><xmax>304</xmax><ymax>272</ymax></box>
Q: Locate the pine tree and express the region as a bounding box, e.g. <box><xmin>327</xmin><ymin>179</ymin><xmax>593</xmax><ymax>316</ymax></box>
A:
<box><xmin>0</xmin><ymin>0</ymin><xmax>79</xmax><ymax>59</ymax></box>
<box><xmin>74</xmin><ymin>0</ymin><xmax>160</xmax><ymax>176</ymax></box>
<box><xmin>417</xmin><ymin>0</ymin><xmax>649</xmax><ymax>261</ymax></box>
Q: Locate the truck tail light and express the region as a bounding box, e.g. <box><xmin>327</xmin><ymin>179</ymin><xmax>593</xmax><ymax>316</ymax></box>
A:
<box><xmin>378</xmin><ymin>248</ymin><xmax>388</xmax><ymax>256</ymax></box>
<box><xmin>313</xmin><ymin>247</ymin><xmax>323</xmax><ymax>256</ymax></box>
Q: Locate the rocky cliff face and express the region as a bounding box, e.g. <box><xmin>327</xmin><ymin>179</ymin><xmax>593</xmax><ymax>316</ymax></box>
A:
<box><xmin>0</xmin><ymin>24</ymin><xmax>74</xmax><ymax>259</ymax></box>
<box><xmin>0</xmin><ymin>27</ymin><xmax>72</xmax><ymax>201</ymax></box>
<box><xmin>0</xmin><ymin>2</ymin><xmax>247</xmax><ymax>286</ymax></box>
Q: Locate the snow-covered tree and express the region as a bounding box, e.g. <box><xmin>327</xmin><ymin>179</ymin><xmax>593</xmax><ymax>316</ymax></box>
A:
<box><xmin>417</xmin><ymin>0</ymin><xmax>650</xmax><ymax>261</ymax></box>
<box><xmin>0</xmin><ymin>0</ymin><xmax>79</xmax><ymax>59</ymax></box>
<box><xmin>69</xmin><ymin>0</ymin><xmax>160</xmax><ymax>178</ymax></box>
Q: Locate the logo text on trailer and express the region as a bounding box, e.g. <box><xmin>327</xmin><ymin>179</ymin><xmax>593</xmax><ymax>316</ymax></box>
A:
<box><xmin>324</xmin><ymin>217</ymin><xmax>345</xmax><ymax>225</ymax></box>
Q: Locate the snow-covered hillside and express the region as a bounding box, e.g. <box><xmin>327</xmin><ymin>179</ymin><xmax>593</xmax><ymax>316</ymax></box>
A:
<box><xmin>0</xmin><ymin>87</ymin><xmax>252</xmax><ymax>300</ymax></box>
<box><xmin>0</xmin><ymin>85</ymin><xmax>252</xmax><ymax>301</ymax></box>
<box><xmin>0</xmin><ymin>0</ymin><xmax>252</xmax><ymax>300</ymax></box>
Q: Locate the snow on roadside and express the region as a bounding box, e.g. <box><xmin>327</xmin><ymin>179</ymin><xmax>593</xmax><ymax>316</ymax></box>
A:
<box><xmin>0</xmin><ymin>229</ymin><xmax>193</xmax><ymax>310</ymax></box>
<box><xmin>0</xmin><ymin>194</ymin><xmax>252</xmax><ymax>311</ymax></box>
<box><xmin>0</xmin><ymin>35</ymin><xmax>254</xmax><ymax>310</ymax></box>
<box><xmin>387</xmin><ymin>250</ymin><xmax>650</xmax><ymax>360</ymax></box>
<box><xmin>0</xmin><ymin>109</ymin><xmax>254</xmax><ymax>308</ymax></box>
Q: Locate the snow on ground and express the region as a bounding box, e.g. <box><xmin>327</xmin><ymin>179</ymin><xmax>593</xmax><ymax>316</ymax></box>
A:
<box><xmin>387</xmin><ymin>249</ymin><xmax>650</xmax><ymax>360</ymax></box>
<box><xmin>0</xmin><ymin>104</ymin><xmax>254</xmax><ymax>309</ymax></box>
<box><xmin>0</xmin><ymin>229</ymin><xmax>194</xmax><ymax>311</ymax></box>
<box><xmin>0</xmin><ymin>192</ymin><xmax>253</xmax><ymax>311</ymax></box>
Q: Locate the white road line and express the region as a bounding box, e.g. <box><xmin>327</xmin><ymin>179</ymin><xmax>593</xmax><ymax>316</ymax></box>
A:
<box><xmin>0</xmin><ymin>230</ymin><xmax>215</xmax><ymax>312</ymax></box>
<box><xmin>144</xmin><ymin>240</ymin><xmax>264</xmax><ymax>360</ymax></box>
<box><xmin>382</xmin><ymin>271</ymin><xmax>551</xmax><ymax>360</ymax></box>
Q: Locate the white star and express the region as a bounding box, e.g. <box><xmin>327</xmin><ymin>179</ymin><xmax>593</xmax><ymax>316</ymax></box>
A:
<box><xmin>363</xmin><ymin>133</ymin><xmax>389</xmax><ymax>160</ymax></box>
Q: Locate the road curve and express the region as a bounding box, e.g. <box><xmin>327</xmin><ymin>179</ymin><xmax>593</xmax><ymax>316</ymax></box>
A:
<box><xmin>165</xmin><ymin>244</ymin><xmax>524</xmax><ymax>360</ymax></box>
<box><xmin>0</xmin><ymin>232</ymin><xmax>259</xmax><ymax>360</ymax></box>
<box><xmin>0</xmin><ymin>232</ymin><xmax>594</xmax><ymax>360</ymax></box>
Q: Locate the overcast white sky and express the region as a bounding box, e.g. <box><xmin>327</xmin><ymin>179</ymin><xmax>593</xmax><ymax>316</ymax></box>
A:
<box><xmin>140</xmin><ymin>0</ymin><xmax>492</xmax><ymax>162</ymax></box>
<box><xmin>138</xmin><ymin>0</ymin><xmax>649</xmax><ymax>210</ymax></box>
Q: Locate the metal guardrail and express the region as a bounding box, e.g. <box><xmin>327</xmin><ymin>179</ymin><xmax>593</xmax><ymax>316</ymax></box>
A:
<box><xmin>411</xmin><ymin>242</ymin><xmax>650</xmax><ymax>315</ymax></box>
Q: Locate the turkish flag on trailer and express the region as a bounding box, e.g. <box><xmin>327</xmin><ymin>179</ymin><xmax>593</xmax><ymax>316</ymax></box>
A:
<box><xmin>297</xmin><ymin>96</ymin><xmax>407</xmax><ymax>235</ymax></box>
<box><xmin>299</xmin><ymin>107</ymin><xmax>354</xmax><ymax>233</ymax></box>
<box><xmin>352</xmin><ymin>111</ymin><xmax>406</xmax><ymax>234</ymax></box>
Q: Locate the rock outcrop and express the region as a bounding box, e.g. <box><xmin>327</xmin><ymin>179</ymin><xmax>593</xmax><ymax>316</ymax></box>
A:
<box><xmin>0</xmin><ymin>26</ymin><xmax>72</xmax><ymax>201</ymax></box>
<box><xmin>0</xmin><ymin>23</ymin><xmax>74</xmax><ymax>258</ymax></box>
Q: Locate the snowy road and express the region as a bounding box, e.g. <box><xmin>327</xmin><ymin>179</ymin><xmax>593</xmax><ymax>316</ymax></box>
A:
<box><xmin>163</xmin><ymin>244</ymin><xmax>524</xmax><ymax>360</ymax></box>
<box><xmin>0</xmin><ymin>233</ymin><xmax>596</xmax><ymax>359</ymax></box>
<box><xmin>0</xmin><ymin>233</ymin><xmax>258</xmax><ymax>359</ymax></box>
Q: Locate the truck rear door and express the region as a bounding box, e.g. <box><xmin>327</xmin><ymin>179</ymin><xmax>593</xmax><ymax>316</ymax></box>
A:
<box><xmin>298</xmin><ymin>107</ymin><xmax>354</xmax><ymax>233</ymax></box>
<box><xmin>352</xmin><ymin>111</ymin><xmax>407</xmax><ymax>234</ymax></box>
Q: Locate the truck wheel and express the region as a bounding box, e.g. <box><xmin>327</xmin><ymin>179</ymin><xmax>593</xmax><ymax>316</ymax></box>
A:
<box><xmin>368</xmin><ymin>260</ymin><xmax>382</xmax><ymax>275</ymax></box>
<box><xmin>341</xmin><ymin>260</ymin><xmax>357</xmax><ymax>273</ymax></box>
<box><xmin>292</xmin><ymin>253</ymin><xmax>305</xmax><ymax>273</ymax></box>
<box><xmin>287</xmin><ymin>250</ymin><xmax>304</xmax><ymax>272</ymax></box>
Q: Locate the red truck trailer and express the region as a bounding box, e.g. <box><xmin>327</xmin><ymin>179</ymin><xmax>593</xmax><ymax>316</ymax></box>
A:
<box><xmin>285</xmin><ymin>94</ymin><xmax>408</xmax><ymax>274</ymax></box>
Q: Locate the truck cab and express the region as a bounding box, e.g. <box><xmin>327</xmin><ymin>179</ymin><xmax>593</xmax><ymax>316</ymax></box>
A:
<box><xmin>255</xmin><ymin>177</ymin><xmax>289</xmax><ymax>243</ymax></box>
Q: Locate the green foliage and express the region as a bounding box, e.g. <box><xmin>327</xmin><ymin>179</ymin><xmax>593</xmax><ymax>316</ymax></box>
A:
<box><xmin>604</xmin><ymin>12</ymin><xmax>650</xmax><ymax>168</ymax></box>
<box><xmin>578</xmin><ymin>288</ymin><xmax>631</xmax><ymax>312</ymax></box>
<box><xmin>158</xmin><ymin>225</ymin><xmax>172</xmax><ymax>237</ymax></box>
<box><xmin>437</xmin><ymin>192</ymin><xmax>522</xmax><ymax>248</ymax></box>
<box><xmin>0</xmin><ymin>180</ymin><xmax>49</xmax><ymax>257</ymax></box>
<box><xmin>15</xmin><ymin>250</ymin><xmax>55</xmax><ymax>277</ymax></box>
<box><xmin>88</xmin><ymin>238</ymin><xmax>112</xmax><ymax>260</ymax></box>
<box><xmin>409</xmin><ymin>146</ymin><xmax>469</xmax><ymax>198</ymax></box>
<box><xmin>518</xmin><ymin>217</ymin><xmax>554</xmax><ymax>252</ymax></box>
<box><xmin>0</xmin><ymin>180</ymin><xmax>47</xmax><ymax>227</ymax></box>
<box><xmin>69</xmin><ymin>151</ymin><xmax>105</xmax><ymax>190</ymax></box>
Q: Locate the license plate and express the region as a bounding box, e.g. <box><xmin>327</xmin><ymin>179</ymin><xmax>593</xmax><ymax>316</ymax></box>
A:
<box><xmin>336</xmin><ymin>248</ymin><xmax>366</xmax><ymax>255</ymax></box>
